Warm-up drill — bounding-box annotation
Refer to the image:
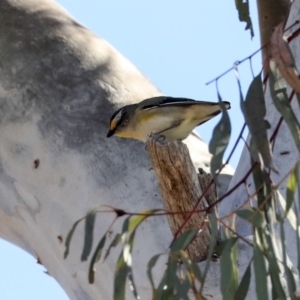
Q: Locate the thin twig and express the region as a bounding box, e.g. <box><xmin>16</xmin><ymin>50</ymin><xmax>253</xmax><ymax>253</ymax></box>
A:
<box><xmin>206</xmin><ymin>21</ymin><xmax>300</xmax><ymax>86</ymax></box>
<box><xmin>218</xmin><ymin>218</ymin><xmax>253</xmax><ymax>247</ymax></box>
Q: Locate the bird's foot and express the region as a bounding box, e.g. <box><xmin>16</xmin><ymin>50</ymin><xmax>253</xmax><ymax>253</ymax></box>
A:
<box><xmin>150</xmin><ymin>132</ymin><xmax>166</xmax><ymax>144</ymax></box>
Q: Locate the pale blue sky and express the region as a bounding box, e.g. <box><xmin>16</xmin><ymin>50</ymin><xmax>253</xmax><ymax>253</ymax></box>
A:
<box><xmin>0</xmin><ymin>1</ymin><xmax>261</xmax><ymax>299</ymax></box>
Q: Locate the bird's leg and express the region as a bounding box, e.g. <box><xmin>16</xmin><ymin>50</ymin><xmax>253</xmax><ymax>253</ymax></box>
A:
<box><xmin>153</xmin><ymin>120</ymin><xmax>182</xmax><ymax>143</ymax></box>
<box><xmin>144</xmin><ymin>133</ymin><xmax>165</xmax><ymax>150</ymax></box>
<box><xmin>149</xmin><ymin>132</ymin><xmax>166</xmax><ymax>144</ymax></box>
<box><xmin>147</xmin><ymin>120</ymin><xmax>182</xmax><ymax>147</ymax></box>
<box><xmin>155</xmin><ymin>120</ymin><xmax>182</xmax><ymax>136</ymax></box>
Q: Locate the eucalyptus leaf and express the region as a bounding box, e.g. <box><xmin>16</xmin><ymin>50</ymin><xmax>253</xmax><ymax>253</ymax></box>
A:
<box><xmin>64</xmin><ymin>218</ymin><xmax>83</xmax><ymax>259</ymax></box>
<box><xmin>234</xmin><ymin>261</ymin><xmax>252</xmax><ymax>300</ymax></box>
<box><xmin>173</xmin><ymin>276</ymin><xmax>190</xmax><ymax>300</ymax></box>
<box><xmin>269</xmin><ymin>60</ymin><xmax>300</xmax><ymax>153</ymax></box>
<box><xmin>128</xmin><ymin>209</ymin><xmax>160</xmax><ymax>232</ymax></box>
<box><xmin>253</xmin><ymin>244</ymin><xmax>268</xmax><ymax>300</ymax></box>
<box><xmin>178</xmin><ymin>249</ymin><xmax>202</xmax><ymax>283</ymax></box>
<box><xmin>171</xmin><ymin>229</ymin><xmax>199</xmax><ymax>252</ymax></box>
<box><xmin>114</xmin><ymin>230</ymin><xmax>139</xmax><ymax>300</ymax></box>
<box><xmin>114</xmin><ymin>250</ymin><xmax>129</xmax><ymax>300</ymax></box>
<box><xmin>295</xmin><ymin>201</ymin><xmax>300</xmax><ymax>282</ymax></box>
<box><xmin>88</xmin><ymin>234</ymin><xmax>107</xmax><ymax>283</ymax></box>
<box><xmin>280</xmin><ymin>220</ymin><xmax>296</xmax><ymax>298</ymax></box>
<box><xmin>235</xmin><ymin>208</ymin><xmax>264</xmax><ymax>227</ymax></box>
<box><xmin>81</xmin><ymin>208</ymin><xmax>98</xmax><ymax>261</ymax></box>
<box><xmin>209</xmin><ymin>95</ymin><xmax>231</xmax><ymax>178</ymax></box>
<box><xmin>262</xmin><ymin>229</ymin><xmax>285</xmax><ymax>299</ymax></box>
<box><xmin>277</xmin><ymin>191</ymin><xmax>298</xmax><ymax>231</ymax></box>
<box><xmin>200</xmin><ymin>213</ymin><xmax>218</xmax><ymax>294</ymax></box>
<box><xmin>113</xmin><ymin>211</ymin><xmax>157</xmax><ymax>299</ymax></box>
<box><xmin>103</xmin><ymin>233</ymin><xmax>122</xmax><ymax>261</ymax></box>
<box><xmin>220</xmin><ymin>237</ymin><xmax>239</xmax><ymax>299</ymax></box>
<box><xmin>241</xmin><ymin>74</ymin><xmax>276</xmax><ymax>172</ymax></box>
<box><xmin>235</xmin><ymin>0</ymin><xmax>254</xmax><ymax>38</ymax></box>
<box><xmin>156</xmin><ymin>257</ymin><xmax>177</xmax><ymax>300</ymax></box>
<box><xmin>286</xmin><ymin>165</ymin><xmax>299</xmax><ymax>216</ymax></box>
<box><xmin>147</xmin><ymin>254</ymin><xmax>161</xmax><ymax>292</ymax></box>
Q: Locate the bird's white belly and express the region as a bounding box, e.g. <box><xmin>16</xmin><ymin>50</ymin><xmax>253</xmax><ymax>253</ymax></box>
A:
<box><xmin>140</xmin><ymin>116</ymin><xmax>197</xmax><ymax>142</ymax></box>
<box><xmin>164</xmin><ymin>119</ymin><xmax>198</xmax><ymax>141</ymax></box>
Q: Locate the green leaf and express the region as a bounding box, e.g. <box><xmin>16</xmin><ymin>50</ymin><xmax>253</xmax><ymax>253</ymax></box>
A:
<box><xmin>251</xmin><ymin>155</ymin><xmax>267</xmax><ymax>207</ymax></box>
<box><xmin>234</xmin><ymin>261</ymin><xmax>251</xmax><ymax>300</ymax></box>
<box><xmin>295</xmin><ymin>201</ymin><xmax>300</xmax><ymax>282</ymax></box>
<box><xmin>103</xmin><ymin>233</ymin><xmax>122</xmax><ymax>261</ymax></box>
<box><xmin>114</xmin><ymin>211</ymin><xmax>155</xmax><ymax>300</ymax></box>
<box><xmin>214</xmin><ymin>239</ymin><xmax>228</xmax><ymax>257</ymax></box>
<box><xmin>147</xmin><ymin>254</ymin><xmax>161</xmax><ymax>292</ymax></box>
<box><xmin>178</xmin><ymin>250</ymin><xmax>202</xmax><ymax>283</ymax></box>
<box><xmin>263</xmin><ymin>230</ymin><xmax>286</xmax><ymax>299</ymax></box>
<box><xmin>209</xmin><ymin>95</ymin><xmax>231</xmax><ymax>178</ymax></box>
<box><xmin>220</xmin><ymin>237</ymin><xmax>239</xmax><ymax>299</ymax></box>
<box><xmin>173</xmin><ymin>275</ymin><xmax>190</xmax><ymax>300</ymax></box>
<box><xmin>105</xmin><ymin>210</ymin><xmax>156</xmax><ymax>261</ymax></box>
<box><xmin>269</xmin><ymin>60</ymin><xmax>300</xmax><ymax>153</ymax></box>
<box><xmin>280</xmin><ymin>220</ymin><xmax>296</xmax><ymax>298</ymax></box>
<box><xmin>114</xmin><ymin>249</ymin><xmax>129</xmax><ymax>300</ymax></box>
<box><xmin>156</xmin><ymin>256</ymin><xmax>177</xmax><ymax>300</ymax></box>
<box><xmin>285</xmin><ymin>267</ymin><xmax>296</xmax><ymax>297</ymax></box>
<box><xmin>64</xmin><ymin>218</ymin><xmax>84</xmax><ymax>259</ymax></box>
<box><xmin>235</xmin><ymin>0</ymin><xmax>254</xmax><ymax>38</ymax></box>
<box><xmin>277</xmin><ymin>191</ymin><xmax>298</xmax><ymax>231</ymax></box>
<box><xmin>81</xmin><ymin>208</ymin><xmax>97</xmax><ymax>261</ymax></box>
<box><xmin>170</xmin><ymin>229</ymin><xmax>199</xmax><ymax>252</ymax></box>
<box><xmin>88</xmin><ymin>234</ymin><xmax>107</xmax><ymax>283</ymax></box>
<box><xmin>114</xmin><ymin>230</ymin><xmax>139</xmax><ymax>300</ymax></box>
<box><xmin>241</xmin><ymin>74</ymin><xmax>276</xmax><ymax>172</ymax></box>
<box><xmin>190</xmin><ymin>261</ymin><xmax>203</xmax><ymax>283</ymax></box>
<box><xmin>235</xmin><ymin>208</ymin><xmax>264</xmax><ymax>227</ymax></box>
<box><xmin>200</xmin><ymin>213</ymin><xmax>218</xmax><ymax>294</ymax></box>
<box><xmin>128</xmin><ymin>268</ymin><xmax>139</xmax><ymax>300</ymax></box>
<box><xmin>128</xmin><ymin>209</ymin><xmax>160</xmax><ymax>232</ymax></box>
<box><xmin>253</xmin><ymin>244</ymin><xmax>268</xmax><ymax>300</ymax></box>
<box><xmin>286</xmin><ymin>165</ymin><xmax>299</xmax><ymax>216</ymax></box>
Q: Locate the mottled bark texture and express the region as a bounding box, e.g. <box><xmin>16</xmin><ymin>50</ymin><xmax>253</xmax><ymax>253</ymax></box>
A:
<box><xmin>147</xmin><ymin>139</ymin><xmax>220</xmax><ymax>262</ymax></box>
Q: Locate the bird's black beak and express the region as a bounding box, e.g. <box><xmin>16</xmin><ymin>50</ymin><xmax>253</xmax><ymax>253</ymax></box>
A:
<box><xmin>107</xmin><ymin>129</ymin><xmax>115</xmax><ymax>138</ymax></box>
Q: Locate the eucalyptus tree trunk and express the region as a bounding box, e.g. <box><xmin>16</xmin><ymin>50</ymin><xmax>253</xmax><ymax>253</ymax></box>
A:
<box><xmin>0</xmin><ymin>0</ymin><xmax>233</xmax><ymax>299</ymax></box>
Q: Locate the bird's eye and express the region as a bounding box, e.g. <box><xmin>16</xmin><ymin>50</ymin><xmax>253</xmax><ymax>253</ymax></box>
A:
<box><xmin>122</xmin><ymin>117</ymin><xmax>129</xmax><ymax>126</ymax></box>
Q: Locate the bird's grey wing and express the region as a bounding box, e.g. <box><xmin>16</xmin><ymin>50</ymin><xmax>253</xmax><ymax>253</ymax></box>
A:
<box><xmin>137</xmin><ymin>96</ymin><xmax>198</xmax><ymax>111</ymax></box>
<box><xmin>196</xmin><ymin>110</ymin><xmax>222</xmax><ymax>126</ymax></box>
<box><xmin>137</xmin><ymin>96</ymin><xmax>230</xmax><ymax>111</ymax></box>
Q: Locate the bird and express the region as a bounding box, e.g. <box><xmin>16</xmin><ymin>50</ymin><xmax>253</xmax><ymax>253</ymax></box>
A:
<box><xmin>107</xmin><ymin>96</ymin><xmax>231</xmax><ymax>142</ymax></box>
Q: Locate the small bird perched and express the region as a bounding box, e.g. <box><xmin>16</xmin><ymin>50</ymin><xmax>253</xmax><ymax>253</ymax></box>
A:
<box><xmin>107</xmin><ymin>96</ymin><xmax>230</xmax><ymax>142</ymax></box>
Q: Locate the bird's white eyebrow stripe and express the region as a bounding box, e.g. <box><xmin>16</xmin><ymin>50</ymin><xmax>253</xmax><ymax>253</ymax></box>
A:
<box><xmin>160</xmin><ymin>101</ymin><xmax>196</xmax><ymax>106</ymax></box>
<box><xmin>141</xmin><ymin>105</ymin><xmax>159</xmax><ymax>110</ymax></box>
<box><xmin>141</xmin><ymin>101</ymin><xmax>216</xmax><ymax>110</ymax></box>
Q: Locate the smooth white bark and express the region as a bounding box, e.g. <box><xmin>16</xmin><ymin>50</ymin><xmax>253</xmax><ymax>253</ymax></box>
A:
<box><xmin>0</xmin><ymin>1</ymin><xmax>233</xmax><ymax>299</ymax></box>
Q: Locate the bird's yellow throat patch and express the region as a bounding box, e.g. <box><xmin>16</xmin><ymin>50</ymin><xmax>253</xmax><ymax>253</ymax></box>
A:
<box><xmin>114</xmin><ymin>131</ymin><xmax>134</xmax><ymax>138</ymax></box>
<box><xmin>110</xmin><ymin>119</ymin><xmax>117</xmax><ymax>131</ymax></box>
